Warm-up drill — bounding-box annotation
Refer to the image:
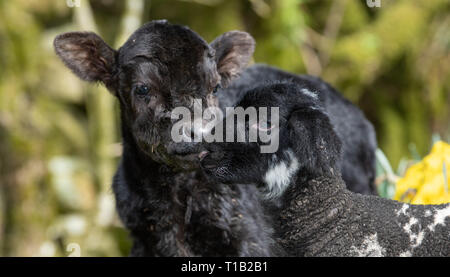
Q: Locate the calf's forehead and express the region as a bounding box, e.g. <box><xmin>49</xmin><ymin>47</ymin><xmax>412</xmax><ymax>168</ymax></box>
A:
<box><xmin>118</xmin><ymin>23</ymin><xmax>210</xmax><ymax>66</ymax></box>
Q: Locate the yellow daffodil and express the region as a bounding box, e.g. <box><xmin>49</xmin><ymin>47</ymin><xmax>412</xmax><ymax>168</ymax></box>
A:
<box><xmin>394</xmin><ymin>141</ymin><xmax>450</xmax><ymax>204</ymax></box>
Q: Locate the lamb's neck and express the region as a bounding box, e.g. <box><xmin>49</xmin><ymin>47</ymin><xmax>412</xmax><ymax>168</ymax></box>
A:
<box><xmin>277</xmin><ymin>174</ymin><xmax>352</xmax><ymax>256</ymax></box>
<box><xmin>288</xmin><ymin>174</ymin><xmax>348</xmax><ymax>205</ymax></box>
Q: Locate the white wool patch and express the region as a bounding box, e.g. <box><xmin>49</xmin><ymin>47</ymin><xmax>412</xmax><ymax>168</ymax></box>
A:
<box><xmin>301</xmin><ymin>88</ymin><xmax>318</xmax><ymax>100</ymax></box>
<box><xmin>350</xmin><ymin>233</ymin><xmax>386</xmax><ymax>257</ymax></box>
<box><xmin>263</xmin><ymin>149</ymin><xmax>299</xmax><ymax>199</ymax></box>
<box><xmin>427</xmin><ymin>205</ymin><xmax>450</xmax><ymax>232</ymax></box>
<box><xmin>396</xmin><ymin>204</ymin><xmax>409</xmax><ymax>217</ymax></box>
<box><xmin>399</xmin><ymin>251</ymin><xmax>412</xmax><ymax>257</ymax></box>
<box><xmin>403</xmin><ymin>217</ymin><xmax>425</xmax><ymax>248</ymax></box>
<box><xmin>395</xmin><ymin>203</ymin><xmax>449</xmax><ymax>255</ymax></box>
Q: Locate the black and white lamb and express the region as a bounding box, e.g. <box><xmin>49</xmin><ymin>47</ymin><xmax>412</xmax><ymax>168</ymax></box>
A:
<box><xmin>218</xmin><ymin>64</ymin><xmax>378</xmax><ymax>195</ymax></box>
<box><xmin>200</xmin><ymin>82</ymin><xmax>450</xmax><ymax>257</ymax></box>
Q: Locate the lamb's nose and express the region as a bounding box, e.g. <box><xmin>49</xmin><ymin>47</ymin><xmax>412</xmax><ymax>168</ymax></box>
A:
<box><xmin>198</xmin><ymin>151</ymin><xmax>209</xmax><ymax>161</ymax></box>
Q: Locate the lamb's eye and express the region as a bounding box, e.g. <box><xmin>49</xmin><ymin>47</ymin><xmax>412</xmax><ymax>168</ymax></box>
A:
<box><xmin>134</xmin><ymin>85</ymin><xmax>150</xmax><ymax>96</ymax></box>
<box><xmin>213</xmin><ymin>84</ymin><xmax>221</xmax><ymax>94</ymax></box>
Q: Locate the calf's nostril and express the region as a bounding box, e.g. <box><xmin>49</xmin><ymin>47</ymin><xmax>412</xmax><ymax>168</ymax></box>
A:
<box><xmin>198</xmin><ymin>151</ymin><xmax>209</xmax><ymax>161</ymax></box>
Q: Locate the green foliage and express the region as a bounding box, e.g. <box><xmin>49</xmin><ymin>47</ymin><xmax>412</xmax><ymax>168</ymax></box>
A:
<box><xmin>0</xmin><ymin>0</ymin><xmax>448</xmax><ymax>256</ymax></box>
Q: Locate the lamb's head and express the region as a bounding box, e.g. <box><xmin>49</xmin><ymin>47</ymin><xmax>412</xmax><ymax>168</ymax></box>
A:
<box><xmin>199</xmin><ymin>83</ymin><xmax>342</xmax><ymax>197</ymax></box>
<box><xmin>54</xmin><ymin>20</ymin><xmax>255</xmax><ymax>169</ymax></box>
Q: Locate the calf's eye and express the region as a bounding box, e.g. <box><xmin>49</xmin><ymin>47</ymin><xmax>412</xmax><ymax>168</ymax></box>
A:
<box><xmin>213</xmin><ymin>84</ymin><xmax>221</xmax><ymax>94</ymax></box>
<box><xmin>134</xmin><ymin>85</ymin><xmax>150</xmax><ymax>96</ymax></box>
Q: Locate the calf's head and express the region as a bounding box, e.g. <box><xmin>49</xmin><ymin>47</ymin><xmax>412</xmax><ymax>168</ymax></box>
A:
<box><xmin>54</xmin><ymin>20</ymin><xmax>255</xmax><ymax>169</ymax></box>
<box><xmin>199</xmin><ymin>83</ymin><xmax>342</xmax><ymax>198</ymax></box>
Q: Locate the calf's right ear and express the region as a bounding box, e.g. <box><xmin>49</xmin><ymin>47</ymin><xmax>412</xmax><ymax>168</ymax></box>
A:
<box><xmin>54</xmin><ymin>32</ymin><xmax>117</xmax><ymax>89</ymax></box>
<box><xmin>210</xmin><ymin>31</ymin><xmax>255</xmax><ymax>87</ymax></box>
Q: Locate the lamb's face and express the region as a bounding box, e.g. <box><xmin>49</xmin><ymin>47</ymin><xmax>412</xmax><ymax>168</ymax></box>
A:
<box><xmin>199</xmin><ymin>83</ymin><xmax>342</xmax><ymax>197</ymax></box>
<box><xmin>199</xmin><ymin>84</ymin><xmax>295</xmax><ymax>186</ymax></box>
<box><xmin>200</xmin><ymin>137</ymin><xmax>300</xmax><ymax>199</ymax></box>
<box><xmin>54</xmin><ymin>20</ymin><xmax>255</xmax><ymax>169</ymax></box>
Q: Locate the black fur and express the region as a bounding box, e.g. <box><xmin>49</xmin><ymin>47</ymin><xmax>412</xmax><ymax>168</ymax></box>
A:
<box><xmin>54</xmin><ymin>20</ymin><xmax>279</xmax><ymax>256</ymax></box>
<box><xmin>201</xmin><ymin>83</ymin><xmax>450</xmax><ymax>256</ymax></box>
<box><xmin>113</xmin><ymin>121</ymin><xmax>278</xmax><ymax>256</ymax></box>
<box><xmin>54</xmin><ymin>20</ymin><xmax>376</xmax><ymax>256</ymax></box>
<box><xmin>54</xmin><ymin>20</ymin><xmax>255</xmax><ymax>169</ymax></box>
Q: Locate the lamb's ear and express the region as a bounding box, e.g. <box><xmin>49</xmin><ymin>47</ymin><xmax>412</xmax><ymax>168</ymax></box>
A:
<box><xmin>288</xmin><ymin>107</ymin><xmax>342</xmax><ymax>179</ymax></box>
<box><xmin>54</xmin><ymin>32</ymin><xmax>117</xmax><ymax>89</ymax></box>
<box><xmin>210</xmin><ymin>31</ymin><xmax>255</xmax><ymax>87</ymax></box>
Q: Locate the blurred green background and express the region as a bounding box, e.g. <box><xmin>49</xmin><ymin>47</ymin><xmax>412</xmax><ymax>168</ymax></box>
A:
<box><xmin>0</xmin><ymin>0</ymin><xmax>448</xmax><ymax>256</ymax></box>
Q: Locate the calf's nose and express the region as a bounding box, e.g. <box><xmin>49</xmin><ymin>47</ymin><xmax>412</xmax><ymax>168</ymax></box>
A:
<box><xmin>198</xmin><ymin>151</ymin><xmax>209</xmax><ymax>161</ymax></box>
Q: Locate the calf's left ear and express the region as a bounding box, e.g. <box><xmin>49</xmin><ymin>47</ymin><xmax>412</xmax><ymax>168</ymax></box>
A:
<box><xmin>210</xmin><ymin>31</ymin><xmax>255</xmax><ymax>87</ymax></box>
